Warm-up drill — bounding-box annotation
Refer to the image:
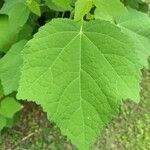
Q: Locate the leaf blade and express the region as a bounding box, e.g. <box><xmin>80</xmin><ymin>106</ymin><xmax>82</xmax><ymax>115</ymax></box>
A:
<box><xmin>17</xmin><ymin>19</ymin><xmax>144</xmax><ymax>149</ymax></box>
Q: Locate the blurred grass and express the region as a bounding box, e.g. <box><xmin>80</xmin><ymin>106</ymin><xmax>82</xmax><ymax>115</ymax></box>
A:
<box><xmin>0</xmin><ymin>68</ymin><xmax>150</xmax><ymax>150</ymax></box>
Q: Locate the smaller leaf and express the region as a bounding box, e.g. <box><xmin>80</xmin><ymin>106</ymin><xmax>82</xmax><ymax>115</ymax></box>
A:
<box><xmin>0</xmin><ymin>0</ymin><xmax>30</xmax><ymax>31</ymax></box>
<box><xmin>26</xmin><ymin>0</ymin><xmax>41</xmax><ymax>16</ymax></box>
<box><xmin>86</xmin><ymin>12</ymin><xmax>94</xmax><ymax>20</ymax></box>
<box><xmin>0</xmin><ymin>115</ymin><xmax>6</xmax><ymax>142</ymax></box>
<box><xmin>124</xmin><ymin>0</ymin><xmax>141</xmax><ymax>9</ymax></box>
<box><xmin>0</xmin><ymin>0</ymin><xmax>30</xmax><ymax>52</ymax></box>
<box><xmin>94</xmin><ymin>8</ymin><xmax>113</xmax><ymax>22</ymax></box>
<box><xmin>94</xmin><ymin>0</ymin><xmax>128</xmax><ymax>21</ymax></box>
<box><xmin>0</xmin><ymin>82</ymin><xmax>3</xmax><ymax>97</ymax></box>
<box><xmin>0</xmin><ymin>40</ymin><xmax>27</xmax><ymax>95</ymax></box>
<box><xmin>0</xmin><ymin>97</ymin><xmax>22</xmax><ymax>118</ymax></box>
<box><xmin>45</xmin><ymin>0</ymin><xmax>72</xmax><ymax>11</ymax></box>
<box><xmin>117</xmin><ymin>8</ymin><xmax>150</xmax><ymax>39</ymax></box>
<box><xmin>18</xmin><ymin>23</ymin><xmax>33</xmax><ymax>40</ymax></box>
<box><xmin>5</xmin><ymin>118</ymin><xmax>15</xmax><ymax>128</ymax></box>
<box><xmin>0</xmin><ymin>115</ymin><xmax>6</xmax><ymax>131</ymax></box>
<box><xmin>74</xmin><ymin>0</ymin><xmax>93</xmax><ymax>21</ymax></box>
<box><xmin>0</xmin><ymin>14</ymin><xmax>18</xmax><ymax>52</ymax></box>
<box><xmin>0</xmin><ymin>0</ymin><xmax>4</xmax><ymax>9</ymax></box>
<box><xmin>117</xmin><ymin>8</ymin><xmax>150</xmax><ymax>68</ymax></box>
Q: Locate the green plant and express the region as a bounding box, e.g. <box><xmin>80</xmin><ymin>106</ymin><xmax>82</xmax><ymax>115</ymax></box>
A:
<box><xmin>0</xmin><ymin>0</ymin><xmax>150</xmax><ymax>149</ymax></box>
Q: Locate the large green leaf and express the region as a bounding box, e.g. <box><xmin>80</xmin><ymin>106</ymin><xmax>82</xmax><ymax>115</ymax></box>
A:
<box><xmin>94</xmin><ymin>0</ymin><xmax>128</xmax><ymax>21</ymax></box>
<box><xmin>17</xmin><ymin>19</ymin><xmax>147</xmax><ymax>149</ymax></box>
<box><xmin>117</xmin><ymin>9</ymin><xmax>150</xmax><ymax>67</ymax></box>
<box><xmin>0</xmin><ymin>40</ymin><xmax>27</xmax><ymax>95</ymax></box>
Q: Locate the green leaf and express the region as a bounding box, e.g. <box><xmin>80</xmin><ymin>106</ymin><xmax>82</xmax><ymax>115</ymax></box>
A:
<box><xmin>0</xmin><ymin>97</ymin><xmax>22</xmax><ymax>118</ymax></box>
<box><xmin>26</xmin><ymin>0</ymin><xmax>41</xmax><ymax>16</ymax></box>
<box><xmin>124</xmin><ymin>0</ymin><xmax>148</xmax><ymax>12</ymax></box>
<box><xmin>0</xmin><ymin>0</ymin><xmax>30</xmax><ymax>52</ymax></box>
<box><xmin>0</xmin><ymin>115</ymin><xmax>6</xmax><ymax>142</ymax></box>
<box><xmin>94</xmin><ymin>0</ymin><xmax>128</xmax><ymax>21</ymax></box>
<box><xmin>45</xmin><ymin>0</ymin><xmax>72</xmax><ymax>11</ymax></box>
<box><xmin>18</xmin><ymin>23</ymin><xmax>33</xmax><ymax>40</ymax></box>
<box><xmin>117</xmin><ymin>8</ymin><xmax>150</xmax><ymax>67</ymax></box>
<box><xmin>74</xmin><ymin>0</ymin><xmax>93</xmax><ymax>21</ymax></box>
<box><xmin>0</xmin><ymin>115</ymin><xmax>6</xmax><ymax>131</ymax></box>
<box><xmin>0</xmin><ymin>0</ymin><xmax>30</xmax><ymax>31</ymax></box>
<box><xmin>0</xmin><ymin>15</ymin><xmax>18</xmax><ymax>52</ymax></box>
<box><xmin>0</xmin><ymin>0</ymin><xmax>4</xmax><ymax>8</ymax></box>
<box><xmin>0</xmin><ymin>57</ymin><xmax>3</xmax><ymax>97</ymax></box>
<box><xmin>0</xmin><ymin>82</ymin><xmax>3</xmax><ymax>97</ymax></box>
<box><xmin>0</xmin><ymin>40</ymin><xmax>27</xmax><ymax>95</ymax></box>
<box><xmin>17</xmin><ymin>19</ymin><xmax>146</xmax><ymax>149</ymax></box>
<box><xmin>5</xmin><ymin>118</ymin><xmax>15</xmax><ymax>128</ymax></box>
<box><xmin>118</xmin><ymin>8</ymin><xmax>150</xmax><ymax>39</ymax></box>
<box><xmin>0</xmin><ymin>96</ymin><xmax>21</xmax><ymax>140</ymax></box>
<box><xmin>124</xmin><ymin>0</ymin><xmax>141</xmax><ymax>9</ymax></box>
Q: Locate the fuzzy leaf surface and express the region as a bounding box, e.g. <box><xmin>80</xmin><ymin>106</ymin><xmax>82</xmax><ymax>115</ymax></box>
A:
<box><xmin>17</xmin><ymin>19</ymin><xmax>144</xmax><ymax>150</ymax></box>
